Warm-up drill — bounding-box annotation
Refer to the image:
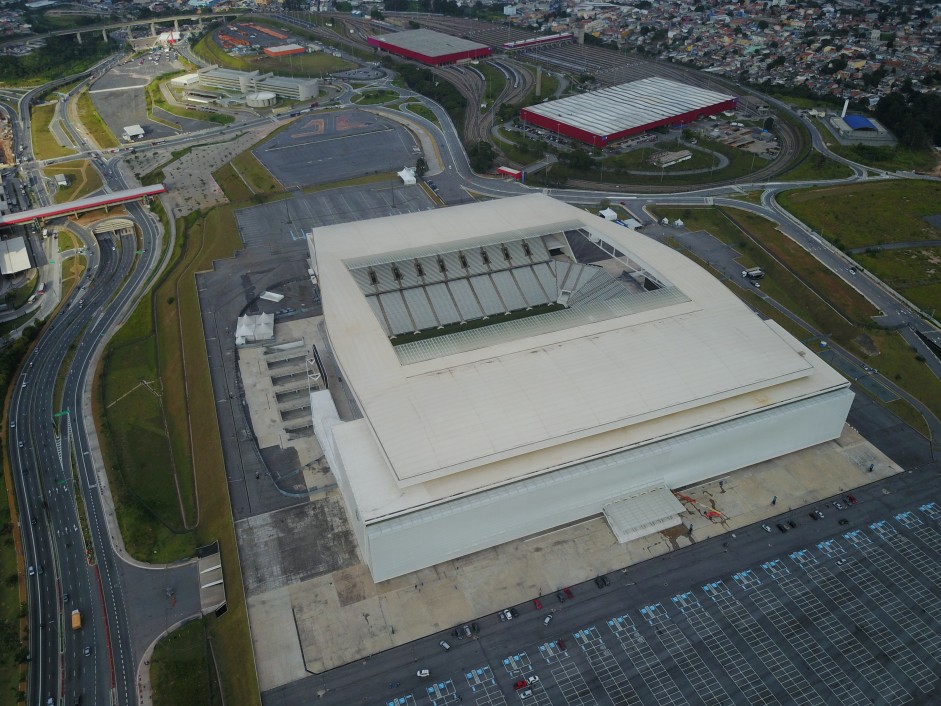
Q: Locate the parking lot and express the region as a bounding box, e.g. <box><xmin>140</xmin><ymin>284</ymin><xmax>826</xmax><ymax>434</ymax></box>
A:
<box><xmin>252</xmin><ymin>109</ymin><xmax>421</xmax><ymax>188</ymax></box>
<box><xmin>355</xmin><ymin>499</ymin><xmax>941</xmax><ymax>706</ymax></box>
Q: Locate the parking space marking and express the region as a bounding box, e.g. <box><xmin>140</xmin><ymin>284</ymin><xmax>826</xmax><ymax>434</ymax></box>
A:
<box><xmin>538</xmin><ymin>640</ymin><xmax>568</xmax><ymax>666</ymax></box>
<box><xmin>870</xmin><ymin>520</ymin><xmax>898</xmax><ymax>540</ymax></box>
<box><xmin>807</xmin><ymin>565</ymin><xmax>936</xmax><ymax>693</ymax></box>
<box><xmin>839</xmin><ymin>558</ymin><xmax>941</xmax><ymax>668</ymax></box>
<box><xmin>387</xmin><ymin>695</ymin><xmax>418</xmax><ymax>706</ymax></box>
<box><xmin>503</xmin><ymin>653</ymin><xmax>533</xmax><ymax>678</ymax></box>
<box><xmin>760</xmin><ymin>559</ymin><xmax>790</xmax><ymax>579</ymax></box>
<box><xmin>464</xmin><ymin>666</ymin><xmax>506</xmax><ymax>706</ymax></box>
<box><xmin>576</xmin><ymin>625</ymin><xmax>642</xmax><ymax>706</ymax></box>
<box><xmin>679</xmin><ymin>598</ymin><xmax>780</xmax><ymax>705</ymax></box>
<box><xmin>854</xmin><ymin>541</ymin><xmax>941</xmax><ymax>623</ymax></box>
<box><xmin>427</xmin><ymin>677</ymin><xmax>462</xmax><ymax>705</ymax></box>
<box><xmin>816</xmin><ymin>539</ymin><xmax>845</xmax><ymax>559</ymax></box>
<box><xmin>732</xmin><ymin>569</ymin><xmax>761</xmax><ymax>591</ymax></box>
<box><xmin>919</xmin><ymin>502</ymin><xmax>940</xmax><ymax>522</ymax></box>
<box><xmin>878</xmin><ymin>528</ymin><xmax>941</xmax><ymax>598</ymax></box>
<box><xmin>911</xmin><ymin>525</ymin><xmax>941</xmax><ymax>561</ymax></box>
<box><xmin>750</xmin><ymin>588</ymin><xmax>870</xmax><ymax>706</ymax></box>
<box><xmin>548</xmin><ymin>655</ymin><xmax>598</xmax><ymax>706</ymax></box>
<box><xmin>895</xmin><ymin>511</ymin><xmax>923</xmax><ymax>530</ymax></box>
<box><xmin>641</xmin><ymin>604</ymin><xmax>734</xmax><ymax>706</ymax></box>
<box><xmin>608</xmin><ymin>614</ymin><xmax>689</xmax><ymax>706</ymax></box>
<box><xmin>707</xmin><ymin>589</ymin><xmax>824</xmax><ymax>705</ymax></box>
<box><xmin>788</xmin><ymin>549</ymin><xmax>816</xmax><ymax>567</ymax></box>
<box><xmin>842</xmin><ymin>529</ymin><xmax>873</xmax><ymax>549</ymax></box>
<box><xmin>778</xmin><ymin>574</ymin><xmax>910</xmax><ymax>705</ymax></box>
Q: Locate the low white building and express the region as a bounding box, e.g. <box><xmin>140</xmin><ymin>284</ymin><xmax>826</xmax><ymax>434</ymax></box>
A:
<box><xmin>122</xmin><ymin>125</ymin><xmax>145</xmax><ymax>141</ymax></box>
<box><xmin>308</xmin><ymin>195</ymin><xmax>853</xmax><ymax>582</ymax></box>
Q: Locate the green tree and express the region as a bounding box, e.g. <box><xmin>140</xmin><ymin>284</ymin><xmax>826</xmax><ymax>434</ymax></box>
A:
<box><xmin>467</xmin><ymin>141</ymin><xmax>495</xmax><ymax>172</ymax></box>
<box><xmin>415</xmin><ymin>157</ymin><xmax>428</xmax><ymax>177</ymax></box>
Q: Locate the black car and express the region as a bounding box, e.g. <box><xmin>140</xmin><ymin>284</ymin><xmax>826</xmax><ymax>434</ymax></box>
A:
<box><xmin>787</xmin><ymin>519</ymin><xmax>797</xmax><ymax>529</ymax></box>
<box><xmin>839</xmin><ymin>518</ymin><xmax>850</xmax><ymax>526</ymax></box>
<box><xmin>776</xmin><ymin>523</ymin><xmax>788</xmax><ymax>533</ymax></box>
<box><xmin>556</xmin><ymin>591</ymin><xmax>566</xmax><ymax>603</ymax></box>
<box><xmin>509</xmin><ymin>607</ymin><xmax>519</xmax><ymax>618</ymax></box>
<box><xmin>594</xmin><ymin>575</ymin><xmax>610</xmax><ymax>589</ymax></box>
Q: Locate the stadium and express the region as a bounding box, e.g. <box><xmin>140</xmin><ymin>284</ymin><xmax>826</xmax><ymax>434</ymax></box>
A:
<box><xmin>520</xmin><ymin>77</ymin><xmax>737</xmax><ymax>147</ymax></box>
<box><xmin>307</xmin><ymin>195</ymin><xmax>852</xmax><ymax>582</ymax></box>
<box><xmin>366</xmin><ymin>28</ymin><xmax>492</xmax><ymax>66</ymax></box>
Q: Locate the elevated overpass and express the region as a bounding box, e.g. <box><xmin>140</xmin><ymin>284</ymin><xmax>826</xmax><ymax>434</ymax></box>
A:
<box><xmin>0</xmin><ymin>11</ymin><xmax>243</xmax><ymax>48</ymax></box>
<box><xmin>0</xmin><ymin>184</ymin><xmax>166</xmax><ymax>228</ymax></box>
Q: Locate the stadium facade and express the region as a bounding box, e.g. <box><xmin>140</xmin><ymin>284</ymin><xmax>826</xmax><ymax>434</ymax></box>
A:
<box><xmin>520</xmin><ymin>77</ymin><xmax>737</xmax><ymax>147</ymax></box>
<box><xmin>366</xmin><ymin>28</ymin><xmax>492</xmax><ymax>66</ymax></box>
<box><xmin>308</xmin><ymin>195</ymin><xmax>852</xmax><ymax>582</ymax></box>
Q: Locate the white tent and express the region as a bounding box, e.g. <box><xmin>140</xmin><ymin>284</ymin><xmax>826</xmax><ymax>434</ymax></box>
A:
<box><xmin>599</xmin><ymin>207</ymin><xmax>618</xmax><ymax>220</ymax></box>
<box><xmin>234</xmin><ymin>312</ymin><xmax>275</xmax><ymax>345</ymax></box>
<box><xmin>397</xmin><ymin>167</ymin><xmax>416</xmax><ymax>186</ymax></box>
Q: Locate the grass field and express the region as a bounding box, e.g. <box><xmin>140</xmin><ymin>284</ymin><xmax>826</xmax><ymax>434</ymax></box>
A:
<box><xmin>76</xmin><ymin>90</ymin><xmax>119</xmax><ymax>149</ymax></box>
<box><xmin>229</xmin><ymin>150</ymin><xmax>281</xmax><ymax>194</ymax></box>
<box><xmin>194</xmin><ymin>31</ymin><xmax>351</xmax><ymax>77</ymax></box>
<box><xmin>42</xmin><ymin>160</ymin><xmax>103</xmax><ymax>203</ymax></box>
<box><xmin>353</xmin><ymin>89</ymin><xmax>398</xmax><ymax>105</ymax></box>
<box><xmin>30</xmin><ymin>103</ymin><xmax>75</xmax><ymax>160</ymax></box>
<box><xmin>98</xmin><ymin>205</ymin><xmax>259</xmax><ymax>706</ymax></box>
<box><xmin>827</xmin><ymin>142</ymin><xmax>938</xmax><ymax>172</ymax></box>
<box><xmin>403</xmin><ymin>102</ymin><xmax>440</xmax><ymax>130</ymax></box>
<box><xmin>778</xmin><ymin>150</ymin><xmax>855</xmax><ymax>182</ymax></box>
<box><xmin>854</xmin><ymin>247</ymin><xmax>941</xmax><ymax>315</ymax></box>
<box><xmin>652</xmin><ymin>205</ymin><xmax>939</xmax><ymax>432</ymax></box>
<box><xmin>778</xmin><ymin>181</ymin><xmax>941</xmax><ymax>250</ymax></box>
<box><xmin>57</xmin><ymin>230</ymin><xmax>79</xmax><ymax>252</ymax></box>
<box><xmin>151</xmin><ymin>620</ymin><xmax>221</xmax><ymax>706</ymax></box>
<box><xmin>5</xmin><ymin>271</ymin><xmax>38</xmax><ymax>310</ymax></box>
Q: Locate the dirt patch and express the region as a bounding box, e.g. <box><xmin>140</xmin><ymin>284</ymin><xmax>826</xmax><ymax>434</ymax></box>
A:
<box><xmin>855</xmin><ymin>333</ymin><xmax>880</xmax><ymax>357</ymax></box>
<box><xmin>334</xmin><ymin>563</ymin><xmax>375</xmax><ymax>606</ymax></box>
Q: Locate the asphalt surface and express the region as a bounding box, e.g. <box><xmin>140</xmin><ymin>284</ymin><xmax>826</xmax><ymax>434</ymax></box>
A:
<box><xmin>4</xmin><ymin>28</ymin><xmax>941</xmax><ymax>706</ymax></box>
<box><xmin>263</xmin><ymin>397</ymin><xmax>941</xmax><ymax>706</ymax></box>
<box><xmin>252</xmin><ymin>110</ymin><xmax>420</xmax><ymax>188</ymax></box>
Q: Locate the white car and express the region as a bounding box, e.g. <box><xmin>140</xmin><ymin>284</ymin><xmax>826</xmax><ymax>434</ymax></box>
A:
<box><xmin>417</xmin><ymin>669</ymin><xmax>430</xmax><ymax>678</ymax></box>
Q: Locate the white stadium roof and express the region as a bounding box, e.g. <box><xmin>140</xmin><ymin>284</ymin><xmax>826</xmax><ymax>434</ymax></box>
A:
<box><xmin>0</xmin><ymin>236</ymin><xmax>30</xmax><ymax>274</ymax></box>
<box><xmin>523</xmin><ymin>77</ymin><xmax>735</xmax><ymax>139</ymax></box>
<box><xmin>311</xmin><ymin>195</ymin><xmax>848</xmax><ymax>522</ymax></box>
<box><xmin>370</xmin><ymin>28</ymin><xmax>488</xmax><ymax>57</ymax></box>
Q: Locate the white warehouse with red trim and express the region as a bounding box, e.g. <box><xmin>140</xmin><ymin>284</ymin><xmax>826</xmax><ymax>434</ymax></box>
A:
<box><xmin>520</xmin><ymin>77</ymin><xmax>737</xmax><ymax>148</ymax></box>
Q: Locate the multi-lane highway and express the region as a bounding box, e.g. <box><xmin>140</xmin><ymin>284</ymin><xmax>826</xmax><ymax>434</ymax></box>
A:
<box><xmin>3</xmin><ymin>18</ymin><xmax>940</xmax><ymax>706</ymax></box>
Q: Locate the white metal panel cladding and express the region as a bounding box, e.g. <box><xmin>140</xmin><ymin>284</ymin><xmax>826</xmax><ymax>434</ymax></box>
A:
<box><xmin>362</xmin><ymin>388</ymin><xmax>853</xmax><ymax>581</ymax></box>
<box><xmin>524</xmin><ymin>77</ymin><xmax>735</xmax><ymax>138</ymax></box>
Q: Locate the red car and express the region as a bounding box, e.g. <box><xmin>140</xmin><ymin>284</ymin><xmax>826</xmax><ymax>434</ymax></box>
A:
<box><xmin>846</xmin><ymin>494</ymin><xmax>858</xmax><ymax>505</ymax></box>
<box><xmin>557</xmin><ymin>638</ymin><xmax>567</xmax><ymax>650</ymax></box>
<box><xmin>563</xmin><ymin>587</ymin><xmax>574</xmax><ymax>600</ymax></box>
<box><xmin>514</xmin><ymin>680</ymin><xmax>528</xmax><ymax>690</ymax></box>
<box><xmin>533</xmin><ymin>598</ymin><xmax>543</xmax><ymax>610</ymax></box>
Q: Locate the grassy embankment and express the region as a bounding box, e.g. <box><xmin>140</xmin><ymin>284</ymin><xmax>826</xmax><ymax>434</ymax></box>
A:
<box><xmin>777</xmin><ymin>151</ymin><xmax>855</xmax><ymax>181</ymax></box>
<box><xmin>30</xmin><ymin>103</ymin><xmax>75</xmax><ymax>160</ymax></box>
<box><xmin>42</xmin><ymin>161</ymin><xmax>102</xmax><ymax>203</ymax></box>
<box><xmin>4</xmin><ymin>271</ymin><xmax>38</xmax><ymax>310</ymax></box>
<box><xmin>779</xmin><ymin>181</ymin><xmax>941</xmax><ymax>315</ymax></box>
<box><xmin>352</xmin><ymin>89</ymin><xmax>398</xmax><ymax>105</ymax></box>
<box><xmin>651</xmin><ymin>204</ymin><xmax>940</xmax><ymax>434</ymax></box>
<box><xmin>402</xmin><ymin>102</ymin><xmax>440</xmax><ymax>130</ymax></box>
<box><xmin>96</xmin><ymin>203</ymin><xmax>258</xmax><ymax>706</ymax></box>
<box><xmin>76</xmin><ymin>90</ymin><xmax>119</xmax><ymax>149</ymax></box>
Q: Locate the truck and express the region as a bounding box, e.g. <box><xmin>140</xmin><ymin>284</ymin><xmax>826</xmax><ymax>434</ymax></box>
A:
<box><xmin>741</xmin><ymin>267</ymin><xmax>765</xmax><ymax>280</ymax></box>
<box><xmin>71</xmin><ymin>609</ymin><xmax>81</xmax><ymax>630</ymax></box>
